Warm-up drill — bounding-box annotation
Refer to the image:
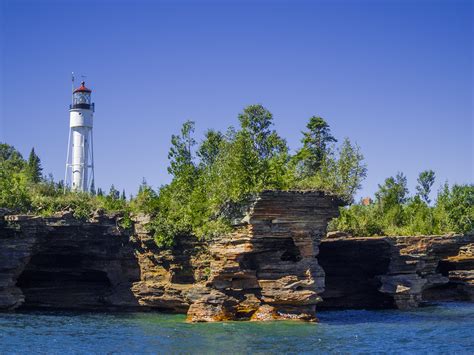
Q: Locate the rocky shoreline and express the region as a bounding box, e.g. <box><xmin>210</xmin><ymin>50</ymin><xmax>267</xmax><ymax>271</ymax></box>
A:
<box><xmin>0</xmin><ymin>191</ymin><xmax>472</xmax><ymax>321</ymax></box>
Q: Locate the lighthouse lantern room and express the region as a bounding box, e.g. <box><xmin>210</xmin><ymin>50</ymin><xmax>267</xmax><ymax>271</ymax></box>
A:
<box><xmin>64</xmin><ymin>80</ymin><xmax>95</xmax><ymax>192</ymax></box>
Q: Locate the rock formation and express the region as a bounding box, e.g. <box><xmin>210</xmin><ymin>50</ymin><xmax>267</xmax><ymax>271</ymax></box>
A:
<box><xmin>0</xmin><ymin>212</ymin><xmax>139</xmax><ymax>310</ymax></box>
<box><xmin>129</xmin><ymin>214</ymin><xmax>211</xmax><ymax>312</ymax></box>
<box><xmin>0</xmin><ymin>191</ymin><xmax>343</xmax><ymax>321</ymax></box>
<box><xmin>186</xmin><ymin>191</ymin><xmax>343</xmax><ymax>322</ymax></box>
<box><xmin>0</xmin><ymin>191</ymin><xmax>473</xmax><ymax>322</ymax></box>
<box><xmin>319</xmin><ymin>234</ymin><xmax>474</xmax><ymax>310</ymax></box>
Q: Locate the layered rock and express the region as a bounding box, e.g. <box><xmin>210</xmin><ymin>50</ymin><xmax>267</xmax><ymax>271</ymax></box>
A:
<box><xmin>0</xmin><ymin>190</ymin><xmax>342</xmax><ymax>319</ymax></box>
<box><xmin>187</xmin><ymin>191</ymin><xmax>343</xmax><ymax>322</ymax></box>
<box><xmin>319</xmin><ymin>234</ymin><xmax>474</xmax><ymax>310</ymax></box>
<box><xmin>1</xmin><ymin>193</ymin><xmax>473</xmax><ymax>321</ymax></box>
<box><xmin>318</xmin><ymin>238</ymin><xmax>395</xmax><ymax>309</ymax></box>
<box><xmin>0</xmin><ymin>212</ymin><xmax>141</xmax><ymax>310</ymax></box>
<box><xmin>129</xmin><ymin>214</ymin><xmax>211</xmax><ymax>312</ymax></box>
<box><xmin>0</xmin><ymin>215</ymin><xmax>37</xmax><ymax>309</ymax></box>
<box><xmin>420</xmin><ymin>237</ymin><xmax>474</xmax><ymax>301</ymax></box>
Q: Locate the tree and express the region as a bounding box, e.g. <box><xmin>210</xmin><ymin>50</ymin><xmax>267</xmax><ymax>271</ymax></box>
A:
<box><xmin>294</xmin><ymin>116</ymin><xmax>337</xmax><ymax>177</ymax></box>
<box><xmin>26</xmin><ymin>148</ymin><xmax>42</xmax><ymax>183</ymax></box>
<box><xmin>238</xmin><ymin>104</ymin><xmax>287</xmax><ymax>161</ymax></box>
<box><xmin>90</xmin><ymin>180</ymin><xmax>96</xmax><ymax>195</ymax></box>
<box><xmin>375</xmin><ymin>172</ymin><xmax>409</xmax><ymax>209</ymax></box>
<box><xmin>108</xmin><ymin>185</ymin><xmax>119</xmax><ymax>200</ymax></box>
<box><xmin>434</xmin><ymin>183</ymin><xmax>474</xmax><ymax>234</ymax></box>
<box><xmin>235</xmin><ymin>104</ymin><xmax>288</xmax><ymax>189</ymax></box>
<box><xmin>374</xmin><ymin>172</ymin><xmax>409</xmax><ymax>228</ymax></box>
<box><xmin>0</xmin><ymin>143</ymin><xmax>25</xmax><ymax>172</ymax></box>
<box><xmin>121</xmin><ymin>189</ymin><xmax>126</xmax><ymax>200</ymax></box>
<box><xmin>0</xmin><ymin>166</ymin><xmax>30</xmax><ymax>211</ymax></box>
<box><xmin>167</xmin><ymin>120</ymin><xmax>196</xmax><ymax>178</ymax></box>
<box><xmin>334</xmin><ymin>138</ymin><xmax>367</xmax><ymax>202</ymax></box>
<box><xmin>416</xmin><ymin>170</ymin><xmax>435</xmax><ymax>204</ymax></box>
<box><xmin>197</xmin><ymin>130</ymin><xmax>224</xmax><ymax>168</ymax></box>
<box><xmin>130</xmin><ymin>180</ymin><xmax>159</xmax><ymax>215</ymax></box>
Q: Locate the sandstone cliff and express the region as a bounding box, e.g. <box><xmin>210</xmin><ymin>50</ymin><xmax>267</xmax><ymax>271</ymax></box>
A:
<box><xmin>186</xmin><ymin>190</ymin><xmax>342</xmax><ymax>322</ymax></box>
<box><xmin>0</xmin><ymin>212</ymin><xmax>139</xmax><ymax>310</ymax></box>
<box><xmin>0</xmin><ymin>192</ymin><xmax>473</xmax><ymax>322</ymax></box>
<box><xmin>0</xmin><ymin>191</ymin><xmax>342</xmax><ymax>319</ymax></box>
<box><xmin>319</xmin><ymin>234</ymin><xmax>474</xmax><ymax>310</ymax></box>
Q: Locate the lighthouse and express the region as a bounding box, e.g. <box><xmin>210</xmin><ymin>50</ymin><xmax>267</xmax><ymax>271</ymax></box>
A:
<box><xmin>64</xmin><ymin>80</ymin><xmax>95</xmax><ymax>192</ymax></box>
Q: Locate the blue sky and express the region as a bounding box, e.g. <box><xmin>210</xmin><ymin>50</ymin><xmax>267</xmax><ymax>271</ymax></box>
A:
<box><xmin>0</xmin><ymin>0</ymin><xmax>472</xmax><ymax>200</ymax></box>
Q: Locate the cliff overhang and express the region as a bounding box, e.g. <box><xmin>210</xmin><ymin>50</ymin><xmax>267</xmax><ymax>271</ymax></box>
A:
<box><xmin>0</xmin><ymin>191</ymin><xmax>472</xmax><ymax>322</ymax></box>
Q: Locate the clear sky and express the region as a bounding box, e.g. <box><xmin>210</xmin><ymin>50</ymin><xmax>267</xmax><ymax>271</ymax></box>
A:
<box><xmin>0</xmin><ymin>0</ymin><xmax>472</xmax><ymax>200</ymax></box>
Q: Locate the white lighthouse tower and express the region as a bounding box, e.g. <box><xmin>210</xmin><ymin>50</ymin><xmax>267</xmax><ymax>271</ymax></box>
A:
<box><xmin>64</xmin><ymin>80</ymin><xmax>95</xmax><ymax>192</ymax></box>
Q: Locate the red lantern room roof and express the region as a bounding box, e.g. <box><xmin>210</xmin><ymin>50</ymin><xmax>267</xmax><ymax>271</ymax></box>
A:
<box><xmin>73</xmin><ymin>81</ymin><xmax>92</xmax><ymax>93</ymax></box>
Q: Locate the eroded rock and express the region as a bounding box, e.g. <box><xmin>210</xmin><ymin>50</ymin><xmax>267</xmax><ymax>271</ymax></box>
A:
<box><xmin>186</xmin><ymin>190</ymin><xmax>343</xmax><ymax>322</ymax></box>
<box><xmin>319</xmin><ymin>234</ymin><xmax>474</xmax><ymax>310</ymax></box>
<box><xmin>1</xmin><ymin>192</ymin><xmax>472</xmax><ymax>322</ymax></box>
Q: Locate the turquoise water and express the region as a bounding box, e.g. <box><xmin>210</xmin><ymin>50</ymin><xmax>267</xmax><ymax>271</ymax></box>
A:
<box><xmin>0</xmin><ymin>302</ymin><xmax>473</xmax><ymax>354</ymax></box>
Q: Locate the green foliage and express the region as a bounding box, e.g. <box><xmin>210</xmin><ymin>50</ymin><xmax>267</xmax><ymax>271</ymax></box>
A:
<box><xmin>329</xmin><ymin>203</ymin><xmax>383</xmax><ymax>237</ymax></box>
<box><xmin>376</xmin><ymin>173</ymin><xmax>409</xmax><ymax>211</ymax></box>
<box><xmin>401</xmin><ymin>196</ymin><xmax>435</xmax><ymax>235</ymax></box>
<box><xmin>293</xmin><ymin>116</ymin><xmax>337</xmax><ymax>177</ymax></box>
<box><xmin>416</xmin><ymin>170</ymin><xmax>435</xmax><ymax>204</ymax></box>
<box><xmin>26</xmin><ymin>148</ymin><xmax>42</xmax><ymax>183</ymax></box>
<box><xmin>31</xmin><ymin>190</ymin><xmax>96</xmax><ymax>219</ymax></box>
<box><xmin>331</xmin><ymin>171</ymin><xmax>474</xmax><ymax>236</ymax></box>
<box><xmin>434</xmin><ymin>183</ymin><xmax>474</xmax><ymax>234</ymax></box>
<box><xmin>0</xmin><ymin>168</ymin><xmax>31</xmax><ymax>211</ymax></box>
<box><xmin>167</xmin><ymin>120</ymin><xmax>196</xmax><ymax>178</ymax></box>
<box><xmin>129</xmin><ymin>180</ymin><xmax>159</xmax><ymax>215</ymax></box>
<box><xmin>150</xmin><ymin>105</ymin><xmax>369</xmax><ymax>247</ymax></box>
<box><xmin>0</xmin><ymin>143</ymin><xmax>132</xmax><ymax>222</ymax></box>
<box><xmin>0</xmin><ymin>143</ymin><xmax>25</xmax><ymax>171</ymax></box>
<box><xmin>197</xmin><ymin>130</ymin><xmax>224</xmax><ymax>168</ymax></box>
<box><xmin>0</xmin><ymin>143</ymin><xmax>31</xmax><ymax>211</ymax></box>
<box><xmin>293</xmin><ymin>138</ymin><xmax>367</xmax><ymax>203</ymax></box>
<box><xmin>2</xmin><ymin>102</ymin><xmax>473</xmax><ymax>250</ymax></box>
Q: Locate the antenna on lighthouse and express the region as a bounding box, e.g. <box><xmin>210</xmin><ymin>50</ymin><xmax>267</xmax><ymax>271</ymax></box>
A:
<box><xmin>71</xmin><ymin>72</ymin><xmax>75</xmax><ymax>105</ymax></box>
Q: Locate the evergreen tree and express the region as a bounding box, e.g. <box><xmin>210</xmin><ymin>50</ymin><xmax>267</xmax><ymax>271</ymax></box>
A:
<box><xmin>238</xmin><ymin>104</ymin><xmax>287</xmax><ymax>161</ymax></box>
<box><xmin>232</xmin><ymin>104</ymin><xmax>288</xmax><ymax>190</ymax></box>
<box><xmin>294</xmin><ymin>116</ymin><xmax>337</xmax><ymax>177</ymax></box>
<box><xmin>108</xmin><ymin>185</ymin><xmax>119</xmax><ymax>200</ymax></box>
<box><xmin>57</xmin><ymin>179</ymin><xmax>65</xmax><ymax>192</ymax></box>
<box><xmin>416</xmin><ymin>170</ymin><xmax>435</xmax><ymax>204</ymax></box>
<box><xmin>27</xmin><ymin>148</ymin><xmax>42</xmax><ymax>183</ymax></box>
<box><xmin>138</xmin><ymin>178</ymin><xmax>148</xmax><ymax>193</ymax></box>
<box><xmin>90</xmin><ymin>180</ymin><xmax>96</xmax><ymax>195</ymax></box>
<box><xmin>121</xmin><ymin>189</ymin><xmax>126</xmax><ymax>200</ymax></box>
<box><xmin>167</xmin><ymin>120</ymin><xmax>196</xmax><ymax>178</ymax></box>
<box><xmin>197</xmin><ymin>130</ymin><xmax>224</xmax><ymax>168</ymax></box>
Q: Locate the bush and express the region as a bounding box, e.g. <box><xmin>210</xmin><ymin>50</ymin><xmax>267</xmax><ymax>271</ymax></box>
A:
<box><xmin>434</xmin><ymin>183</ymin><xmax>474</xmax><ymax>234</ymax></box>
<box><xmin>331</xmin><ymin>177</ymin><xmax>474</xmax><ymax>236</ymax></box>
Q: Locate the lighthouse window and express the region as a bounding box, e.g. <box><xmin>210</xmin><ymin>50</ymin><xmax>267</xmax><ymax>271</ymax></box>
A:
<box><xmin>74</xmin><ymin>92</ymin><xmax>91</xmax><ymax>105</ymax></box>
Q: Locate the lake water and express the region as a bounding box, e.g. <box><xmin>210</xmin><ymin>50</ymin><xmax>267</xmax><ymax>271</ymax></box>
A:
<box><xmin>0</xmin><ymin>302</ymin><xmax>473</xmax><ymax>354</ymax></box>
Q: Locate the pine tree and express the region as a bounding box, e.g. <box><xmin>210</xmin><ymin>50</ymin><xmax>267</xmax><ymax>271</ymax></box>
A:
<box><xmin>294</xmin><ymin>116</ymin><xmax>337</xmax><ymax>177</ymax></box>
<box><xmin>108</xmin><ymin>185</ymin><xmax>119</xmax><ymax>200</ymax></box>
<box><xmin>27</xmin><ymin>148</ymin><xmax>42</xmax><ymax>183</ymax></box>
<box><xmin>90</xmin><ymin>180</ymin><xmax>96</xmax><ymax>195</ymax></box>
<box><xmin>416</xmin><ymin>170</ymin><xmax>435</xmax><ymax>204</ymax></box>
